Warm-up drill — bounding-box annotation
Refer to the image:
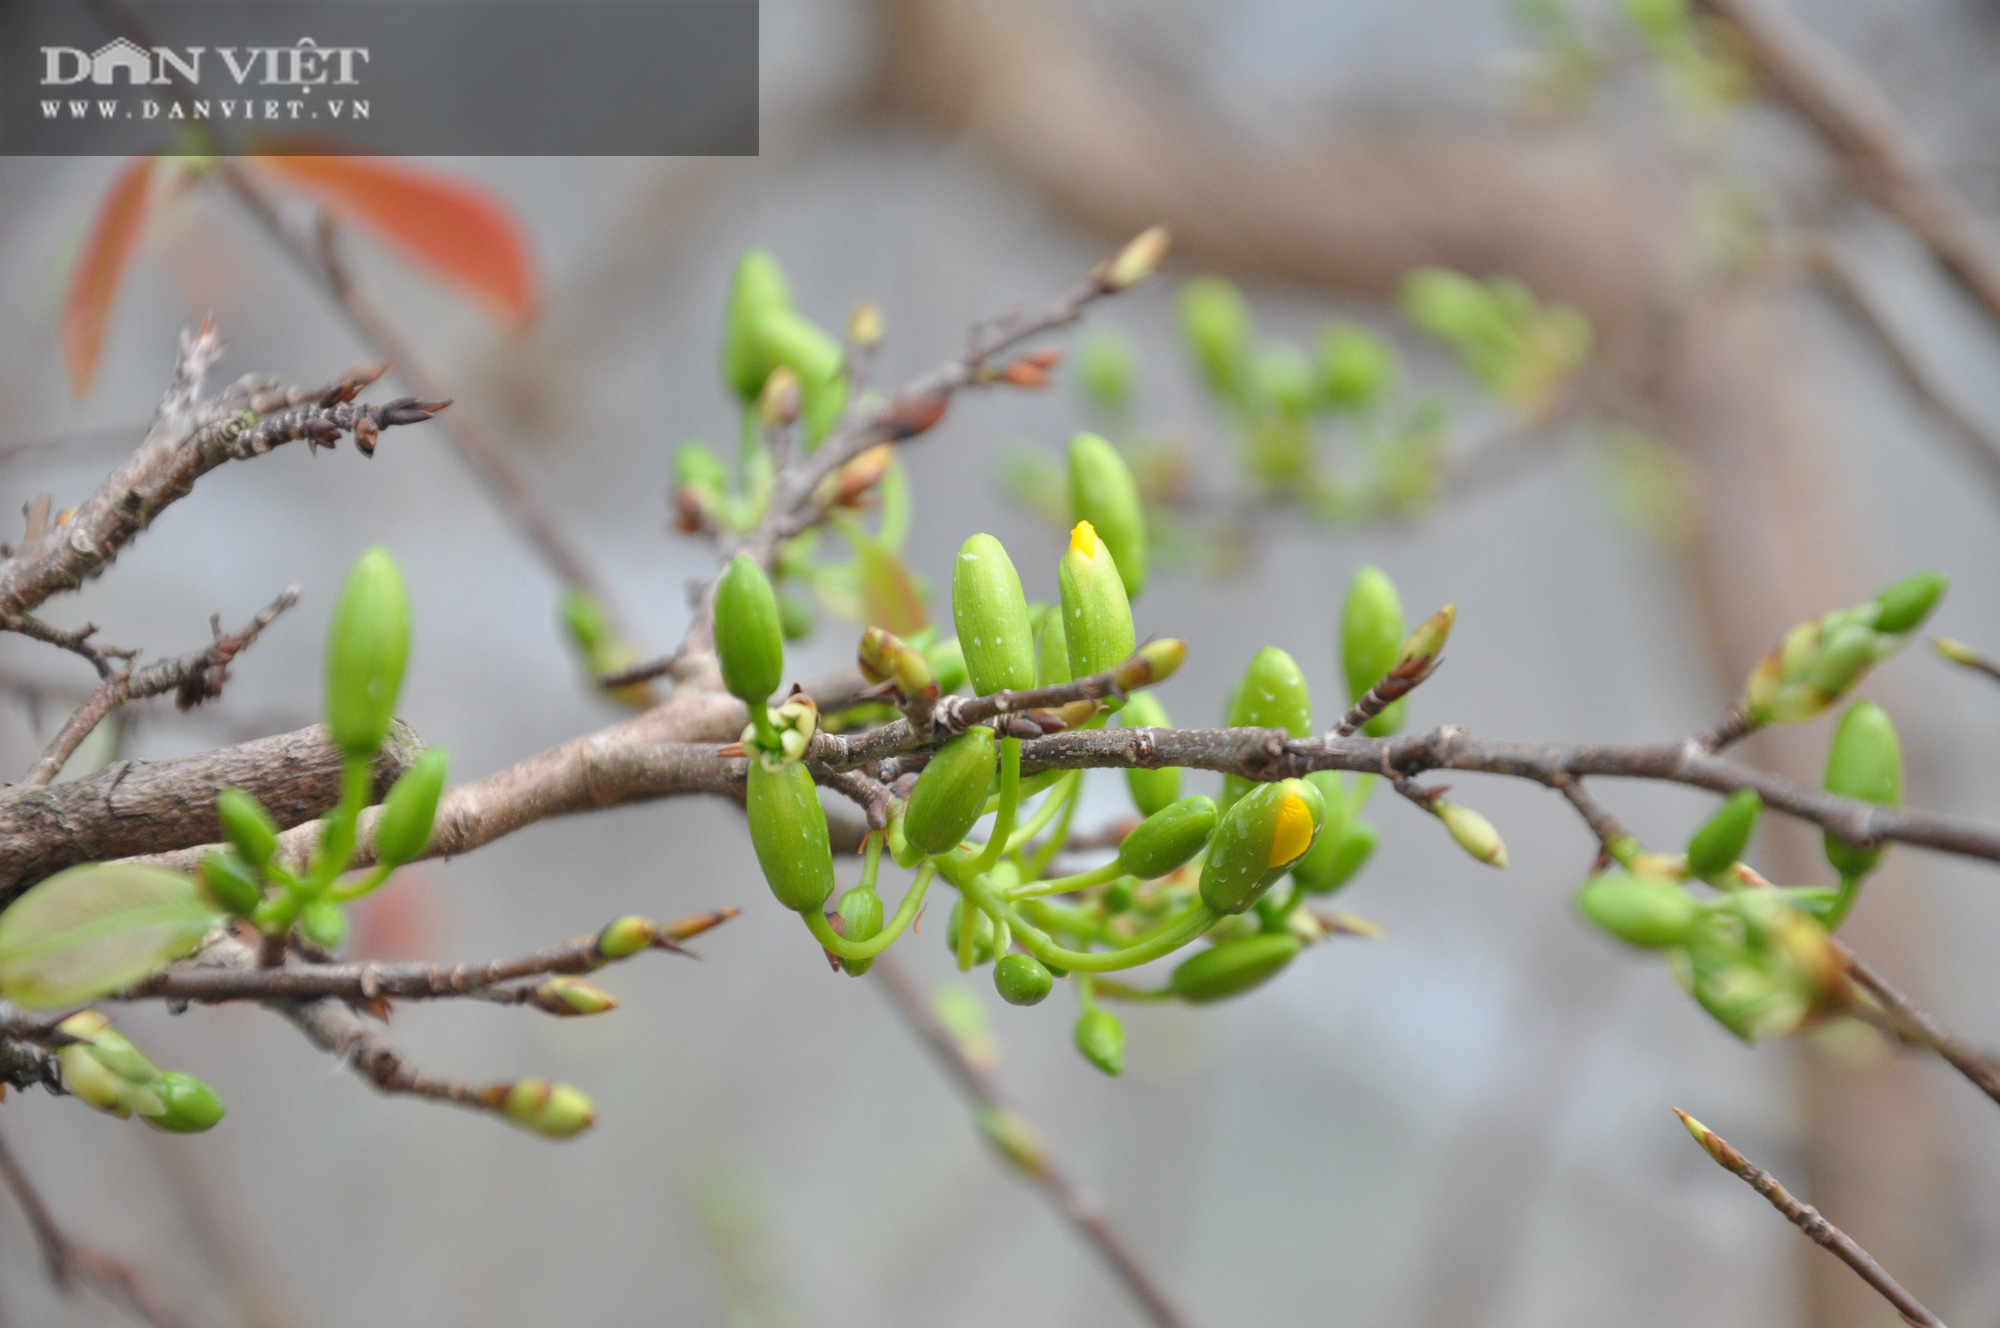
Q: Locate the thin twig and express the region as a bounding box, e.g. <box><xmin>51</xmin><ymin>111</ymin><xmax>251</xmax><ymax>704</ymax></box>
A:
<box><xmin>1674</xmin><ymin>1110</ymin><xmax>1946</xmax><ymax>1327</ymax></box>
<box><xmin>0</xmin><ymin>1126</ymin><xmax>196</xmax><ymax>1328</ymax></box>
<box><xmin>870</xmin><ymin>954</ymin><xmax>1199</xmax><ymax>1328</ymax></box>
<box><xmin>23</xmin><ymin>587</ymin><xmax>300</xmax><ymax>786</ymax></box>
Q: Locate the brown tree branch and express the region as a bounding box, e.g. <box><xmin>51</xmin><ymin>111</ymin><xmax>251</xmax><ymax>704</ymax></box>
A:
<box><xmin>1674</xmin><ymin>1110</ymin><xmax>1947</xmax><ymax>1328</ymax></box>
<box><xmin>22</xmin><ymin>587</ymin><xmax>300</xmax><ymax>787</ymax></box>
<box><xmin>869</xmin><ymin>954</ymin><xmax>1198</xmax><ymax>1328</ymax></box>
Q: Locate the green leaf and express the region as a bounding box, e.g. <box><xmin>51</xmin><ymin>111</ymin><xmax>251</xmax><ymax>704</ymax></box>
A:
<box><xmin>0</xmin><ymin>864</ymin><xmax>221</xmax><ymax>1009</ymax></box>
<box><xmin>857</xmin><ymin>539</ymin><xmax>929</xmax><ymax>637</ymax></box>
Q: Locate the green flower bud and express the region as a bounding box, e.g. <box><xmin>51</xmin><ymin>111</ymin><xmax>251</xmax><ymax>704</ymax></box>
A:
<box><xmin>1169</xmin><ymin>933</ymin><xmax>1302</xmax><ymax>1003</ymax></box>
<box><xmin>672</xmin><ymin>440</ymin><xmax>730</xmax><ymax>496</ymax></box>
<box><xmin>1179</xmin><ymin>276</ymin><xmax>1253</xmax><ymax>403</ymax></box>
<box><xmin>1319</xmin><ymin>323</ymin><xmax>1398</xmax><ymax>409</ymax></box>
<box><xmin>597</xmin><ymin>915</ymin><xmax>656</xmax><ymax>959</ymax></box>
<box><xmin>1293</xmin><ymin>819</ymin><xmax>1378</xmax><ymax>895</ymax></box>
<box><xmin>1101</xmin><ymin>879</ymin><xmax>1134</xmax><ymax>914</ymax></box>
<box><xmin>1435</xmin><ymin>801</ymin><xmax>1508</xmax><ymax>868</ymax></box>
<box><xmin>1258</xmin><ymin>343</ymin><xmax>1316</xmax><ymax>417</ymax></box>
<box><xmin>1342</xmin><ymin>566</ymin><xmax>1406</xmax><ymax>738</ymax></box>
<box><xmin>136</xmin><ymin>1071</ymin><xmax>225</xmax><ymax>1133</ymax></box>
<box><xmin>714</xmin><ymin>553</ymin><xmax>784</xmax><ymax>709</ymax></box>
<box><xmin>1118</xmin><ymin>796</ymin><xmax>1217</xmax><ymax>879</ymax></box>
<box><xmin>1060</xmin><ymin>521</ymin><xmax>1137</xmax><ymax>685</ymax></box>
<box><xmin>1686</xmin><ymin>790</ymin><xmax>1761</xmax><ymax>880</ymax></box>
<box><xmin>1067</xmin><ymin>433</ymin><xmax>1147</xmax><ymax>600</ymax></box>
<box><xmin>56</xmin><ymin>1042</ymin><xmax>134</xmax><ymax>1116</ymax></box>
<box><xmin>59</xmin><ymin>1010</ymin><xmax>155</xmax><ymax>1080</ymax></box>
<box><xmin>501</xmin><ymin>1078</ymin><xmax>595</xmax><ymax>1139</ymax></box>
<box><xmin>374</xmin><ymin>746</ymin><xmax>448</xmax><ymax>868</ymax></box>
<box><xmin>1073</xmin><ymin>1008</ymin><xmax>1125</xmax><ymax>1076</ymax></box>
<box><xmin>1822</xmin><ymin>700</ymin><xmax>1902</xmax><ymax>881</ymax></box>
<box><xmin>216</xmin><ymin>788</ymin><xmax>279</xmax><ymax>872</ymax></box>
<box><xmin>197</xmin><ymin>851</ymin><xmax>263</xmax><ymax>917</ymax></box>
<box><xmin>944</xmin><ymin>899</ymin><xmax>996</xmax><ymax>965</ymax></box>
<box><xmin>779</xmin><ymin>592</ymin><xmax>814</xmax><ymax>642</ymax></box>
<box><xmin>994</xmin><ymin>953</ymin><xmax>1055</xmax><ymax>1006</ymax></box>
<box><xmin>1118</xmin><ymin>692</ymin><xmax>1182</xmax><ymax>817</ymax></box>
<box><xmin>1872</xmin><ymin>570</ymin><xmax>1946</xmax><ymax>636</ymax></box>
<box><xmin>1200</xmin><ymin>778</ymin><xmax>1325</xmax><ymax>913</ymax></box>
<box><xmin>721</xmin><ymin>249</ymin><xmax>793</xmax><ymax>402</ymax></box>
<box><xmin>1802</xmin><ymin>624</ymin><xmax>1875</xmax><ymax>698</ymax></box>
<box><xmin>745</xmin><ymin>756</ymin><xmax>835</xmax><ymax>913</ymax></box>
<box><xmin>903</xmin><ymin>727</ymin><xmax>997</xmax><ymax>856</ymax></box>
<box><xmin>1577</xmin><ymin>870</ymin><xmax>1700</xmax><ymax>949</ymax></box>
<box><xmin>951</xmin><ymin>535</ymin><xmax>1036</xmax><ymax>696</ymax></box>
<box><xmin>531</xmin><ymin>976</ymin><xmax>619</xmax><ymax>1017</ymax></box>
<box><xmin>324</xmin><ymin>546</ymin><xmax>410</xmax><ymax>760</ymax></box>
<box><xmin>1076</xmin><ymin>329</ymin><xmax>1136</xmax><ymax>416</ymax></box>
<box><xmin>836</xmin><ymin>886</ymin><xmax>884</xmax><ymax>977</ymax></box>
<box><xmin>1035</xmin><ymin>607</ymin><xmax>1072</xmax><ymax>688</ymax></box>
<box><xmin>299</xmin><ymin>899</ymin><xmax>348</xmax><ymax>950</ymax></box>
<box><xmin>1221</xmin><ymin>648</ymin><xmax>1312</xmax><ymax>812</ymax></box>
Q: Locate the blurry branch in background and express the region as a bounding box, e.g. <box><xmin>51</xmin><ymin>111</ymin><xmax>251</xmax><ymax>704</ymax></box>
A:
<box><xmin>870</xmin><ymin>954</ymin><xmax>1199</xmax><ymax>1328</ymax></box>
<box><xmin>1674</xmin><ymin>1111</ymin><xmax>1947</xmax><ymax>1328</ymax></box>
<box><xmin>1692</xmin><ymin>0</ymin><xmax>2000</xmax><ymax>334</ymax></box>
<box><xmin>0</xmin><ymin>1126</ymin><xmax>194</xmax><ymax>1328</ymax></box>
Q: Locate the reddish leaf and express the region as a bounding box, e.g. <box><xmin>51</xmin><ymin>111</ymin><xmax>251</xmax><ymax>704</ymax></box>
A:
<box><xmin>856</xmin><ymin>540</ymin><xmax>929</xmax><ymax>637</ymax></box>
<box><xmin>61</xmin><ymin>156</ymin><xmax>155</xmax><ymax>398</ymax></box>
<box><xmin>254</xmin><ymin>152</ymin><xmax>538</xmax><ymax>326</ymax></box>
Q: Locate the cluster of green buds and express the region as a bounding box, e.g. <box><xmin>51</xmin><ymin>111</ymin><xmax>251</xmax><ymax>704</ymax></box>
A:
<box><xmin>766</xmin><ymin>431</ymin><xmax>1482</xmax><ymax>1073</ymax></box>
<box><xmin>1576</xmin><ymin>786</ymin><xmax>1855</xmax><ymax>1042</ymax></box>
<box><xmin>201</xmin><ymin>547</ymin><xmax>447</xmax><ymax>950</ymax></box>
<box><xmin>1738</xmin><ymin>572</ymin><xmax>1945</xmax><ymax>727</ymax></box>
<box><xmin>55</xmin><ymin>1010</ymin><xmax>225</xmax><ymax>1132</ymax></box>
<box><xmin>1399</xmin><ymin>268</ymin><xmax>1592</xmax><ymax>413</ymax></box>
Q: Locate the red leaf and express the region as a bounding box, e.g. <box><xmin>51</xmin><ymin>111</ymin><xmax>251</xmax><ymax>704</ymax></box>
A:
<box><xmin>857</xmin><ymin>540</ymin><xmax>929</xmax><ymax>637</ymax></box>
<box><xmin>254</xmin><ymin>153</ymin><xmax>538</xmax><ymax>326</ymax></box>
<box><xmin>61</xmin><ymin>157</ymin><xmax>155</xmax><ymax>398</ymax></box>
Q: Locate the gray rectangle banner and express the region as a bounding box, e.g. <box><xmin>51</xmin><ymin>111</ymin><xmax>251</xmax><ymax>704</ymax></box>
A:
<box><xmin>1</xmin><ymin>1</ymin><xmax>758</xmax><ymax>155</ymax></box>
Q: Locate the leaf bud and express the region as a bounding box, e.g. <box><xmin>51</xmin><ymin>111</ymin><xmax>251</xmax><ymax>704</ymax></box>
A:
<box><xmin>1318</xmin><ymin>323</ymin><xmax>1398</xmax><ymax>410</ymax></box>
<box><xmin>977</xmin><ymin>1103</ymin><xmax>1049</xmax><ymax>1175</ymax></box>
<box><xmin>1931</xmin><ymin>635</ymin><xmax>1979</xmax><ymax>667</ymax></box>
<box><xmin>714</xmin><ymin>553</ymin><xmax>784</xmax><ymax>710</ymax></box>
<box><xmin>1169</xmin><ymin>933</ymin><xmax>1302</xmax><ymax>1003</ymax></box>
<box><xmin>374</xmin><ymin>746</ymin><xmax>448</xmax><ymax>869</ymax></box>
<box><xmin>1396</xmin><ymin>604</ymin><xmax>1457</xmax><ymax>674</ymax></box>
<box><xmin>994</xmin><ymin>953</ymin><xmax>1055</xmax><ymax>1006</ymax></box>
<box><xmin>1113</xmin><ymin>639</ymin><xmax>1186</xmax><ymax>692</ymax></box>
<box><xmin>1822</xmin><ymin>700</ymin><xmax>1902</xmax><ymax>881</ymax></box>
<box><xmin>1872</xmin><ymin>570</ymin><xmax>1946</xmax><ymax>636</ymax></box>
<box><xmin>846</xmin><ymin>299</ymin><xmax>884</xmax><ymax>349</ymax></box>
<box><xmin>1117</xmin><ymin>691</ymin><xmax>1182</xmax><ymax>816</ymax></box>
<box><xmin>1073</xmin><ymin>1008</ymin><xmax>1126</xmax><ymax>1076</ymax></box>
<box><xmin>198</xmin><ymin>851</ymin><xmax>264</xmax><ymax>917</ymax></box>
<box><xmin>531</xmin><ymin>976</ymin><xmax>619</xmax><ymax>1017</ymax></box>
<box><xmin>1100</xmin><ymin>225</ymin><xmax>1171</xmax><ymax>292</ymax></box>
<box><xmin>1067</xmin><ymin>433</ymin><xmax>1148</xmax><ymax>599</ymax></box>
<box><xmin>1434</xmin><ymin>801</ymin><xmax>1508</xmax><ymax>868</ymax></box>
<box><xmin>1118</xmin><ymin>795</ymin><xmax>1217</xmax><ymax>879</ymax></box>
<box><xmin>834</xmin><ymin>886</ymin><xmax>884</xmax><ymax>976</ymax></box>
<box><xmin>1577</xmin><ymin>870</ymin><xmax>1700</xmax><ymax>948</ymax></box>
<box><xmin>597</xmin><ymin>915</ymin><xmax>657</xmax><ymax>959</ymax></box>
<box><xmin>756</xmin><ymin>364</ymin><xmax>802</xmax><ymax>429</ymax></box>
<box><xmin>1059</xmin><ymin>521</ymin><xmax>1137</xmax><ymax>686</ymax></box>
<box><xmin>903</xmin><ymin>727</ymin><xmax>997</xmax><ymax>856</ymax></box>
<box><xmin>135</xmin><ymin>1071</ymin><xmax>225</xmax><ymax>1133</ymax></box>
<box><xmin>216</xmin><ymin>787</ymin><xmax>279</xmax><ymax>872</ymax></box>
<box><xmin>745</xmin><ymin>756</ymin><xmax>835</xmax><ymax>913</ymax></box>
<box><xmin>501</xmin><ymin>1078</ymin><xmax>595</xmax><ymax>1139</ymax></box>
<box><xmin>944</xmin><ymin>899</ymin><xmax>996</xmax><ymax>965</ymax></box>
<box><xmin>323</xmin><ymin>545</ymin><xmax>410</xmax><ymax>760</ymax></box>
<box><xmin>832</xmin><ymin>443</ymin><xmax>894</xmax><ymax>508</ymax></box>
<box><xmin>672</xmin><ymin>440</ymin><xmax>730</xmax><ymax>497</ymax></box>
<box><xmin>1221</xmin><ymin>647</ymin><xmax>1312</xmax><ymax>812</ymax></box>
<box><xmin>951</xmin><ymin>534</ymin><xmax>1036</xmax><ymax>696</ymax></box>
<box><xmin>1341</xmin><ymin>566</ymin><xmax>1406</xmax><ymax>737</ymax></box>
<box><xmin>1685</xmin><ymin>789</ymin><xmax>1761</xmax><ymax>881</ymax></box>
<box><xmin>1200</xmin><ymin>778</ymin><xmax>1325</xmax><ymax>913</ymax></box>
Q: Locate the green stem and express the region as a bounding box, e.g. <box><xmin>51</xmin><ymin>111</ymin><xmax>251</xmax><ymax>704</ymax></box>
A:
<box><xmin>1012</xmin><ymin>860</ymin><xmax>1124</xmax><ymax>900</ymax></box>
<box><xmin>971</xmin><ymin>736</ymin><xmax>1021</xmax><ymax>876</ymax></box>
<box><xmin>1024</xmin><ymin>774</ymin><xmax>1083</xmax><ymax>880</ymax></box>
<box><xmin>1091</xmin><ymin>978</ymin><xmax>1176</xmax><ymax>1003</ymax></box>
<box><xmin>804</xmin><ymin>862</ymin><xmax>935</xmax><ymax>961</ymax></box>
<box><xmin>1825</xmin><ymin>873</ymin><xmax>1865</xmax><ymax>931</ymax></box>
<box><xmin>308</xmin><ymin>759</ymin><xmax>375</xmax><ymax>894</ymax></box>
<box><xmin>1005</xmin><ymin>771</ymin><xmax>1078</xmax><ymax>857</ymax></box>
<box><xmin>961</xmin><ymin>876</ymin><xmax>1218</xmax><ymax>973</ymax></box>
<box><xmin>331</xmin><ymin>862</ymin><xmax>395</xmax><ymax>903</ymax></box>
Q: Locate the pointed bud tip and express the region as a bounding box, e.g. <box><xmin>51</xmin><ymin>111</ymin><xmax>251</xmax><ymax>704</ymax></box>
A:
<box><xmin>1932</xmin><ymin>636</ymin><xmax>1979</xmax><ymax>667</ymax></box>
<box><xmin>1102</xmin><ymin>226</ymin><xmax>1172</xmax><ymax>291</ymax></box>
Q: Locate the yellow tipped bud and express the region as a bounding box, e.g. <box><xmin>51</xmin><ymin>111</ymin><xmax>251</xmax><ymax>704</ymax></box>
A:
<box><xmin>1396</xmin><ymin>604</ymin><xmax>1457</xmax><ymax>671</ymax></box>
<box><xmin>531</xmin><ymin>977</ymin><xmax>619</xmax><ymax>1017</ymax></box>
<box><xmin>1269</xmin><ymin>793</ymin><xmax>1315</xmax><ymax>868</ymax></box>
<box><xmin>501</xmin><ymin>1078</ymin><xmax>596</xmax><ymax>1139</ymax></box>
<box><xmin>757</xmin><ymin>366</ymin><xmax>802</xmax><ymax>428</ymax></box>
<box><xmin>1112</xmin><ymin>639</ymin><xmax>1186</xmax><ymax>691</ymax></box>
<box><xmin>1102</xmin><ymin>225</ymin><xmax>1171</xmax><ymax>291</ymax></box>
<box><xmin>1435</xmin><ymin>802</ymin><xmax>1507</xmax><ymax>867</ymax></box>
<box><xmin>1672</xmin><ymin>1107</ymin><xmax>1745</xmax><ymax>1170</ymax></box>
<box><xmin>598</xmin><ymin>915</ymin><xmax>657</xmax><ymax>959</ymax></box>
<box><xmin>1932</xmin><ymin>636</ymin><xmax>1980</xmax><ymax>667</ymax></box>
<box><xmin>846</xmin><ymin>300</ymin><xmax>884</xmax><ymax>349</ymax></box>
<box><xmin>1069</xmin><ymin>519</ymin><xmax>1100</xmax><ymax>559</ymax></box>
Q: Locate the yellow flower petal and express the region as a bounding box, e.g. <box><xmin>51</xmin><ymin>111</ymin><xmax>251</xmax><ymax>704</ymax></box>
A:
<box><xmin>1268</xmin><ymin>792</ymin><xmax>1314</xmax><ymax>867</ymax></box>
<box><xmin>1069</xmin><ymin>519</ymin><xmax>1100</xmax><ymax>559</ymax></box>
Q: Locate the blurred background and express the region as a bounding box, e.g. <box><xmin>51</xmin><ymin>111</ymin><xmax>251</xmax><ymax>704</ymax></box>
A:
<box><xmin>4</xmin><ymin>0</ymin><xmax>2000</xmax><ymax>1324</ymax></box>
